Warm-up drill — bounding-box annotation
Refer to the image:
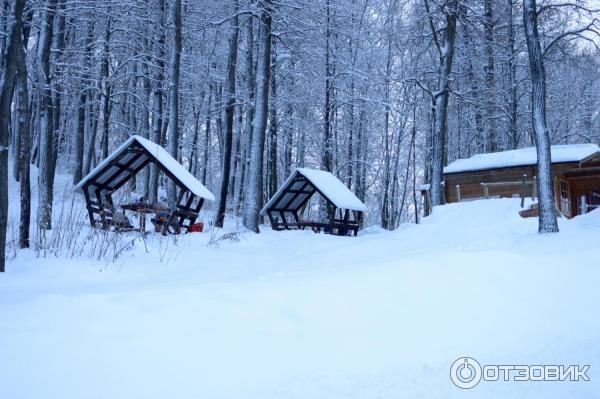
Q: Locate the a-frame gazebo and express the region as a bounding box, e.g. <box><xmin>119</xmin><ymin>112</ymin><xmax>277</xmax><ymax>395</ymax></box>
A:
<box><xmin>261</xmin><ymin>168</ymin><xmax>367</xmax><ymax>236</ymax></box>
<box><xmin>76</xmin><ymin>135</ymin><xmax>215</xmax><ymax>233</ymax></box>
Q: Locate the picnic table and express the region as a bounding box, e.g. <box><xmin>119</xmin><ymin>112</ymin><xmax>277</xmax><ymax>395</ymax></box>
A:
<box><xmin>119</xmin><ymin>203</ymin><xmax>156</xmax><ymax>232</ymax></box>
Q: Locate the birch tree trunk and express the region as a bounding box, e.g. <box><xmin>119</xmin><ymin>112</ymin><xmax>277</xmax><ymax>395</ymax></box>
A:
<box><xmin>522</xmin><ymin>0</ymin><xmax>559</xmax><ymax>233</ymax></box>
<box><xmin>242</xmin><ymin>0</ymin><xmax>272</xmax><ymax>233</ymax></box>
<box><xmin>215</xmin><ymin>0</ymin><xmax>239</xmax><ymax>228</ymax></box>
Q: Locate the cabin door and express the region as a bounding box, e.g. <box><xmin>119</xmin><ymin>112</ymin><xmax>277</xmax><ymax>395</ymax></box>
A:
<box><xmin>558</xmin><ymin>179</ymin><xmax>572</xmax><ymax>217</ymax></box>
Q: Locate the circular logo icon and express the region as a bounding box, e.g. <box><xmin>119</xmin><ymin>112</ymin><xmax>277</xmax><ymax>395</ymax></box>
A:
<box><xmin>450</xmin><ymin>357</ymin><xmax>482</xmax><ymax>389</ymax></box>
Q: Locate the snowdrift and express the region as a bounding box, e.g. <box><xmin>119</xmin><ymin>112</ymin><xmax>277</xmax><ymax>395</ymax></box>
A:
<box><xmin>1</xmin><ymin>198</ymin><xmax>599</xmax><ymax>399</ymax></box>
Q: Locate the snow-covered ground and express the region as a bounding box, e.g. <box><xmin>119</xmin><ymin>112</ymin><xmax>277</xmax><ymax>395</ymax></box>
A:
<box><xmin>1</xmin><ymin>180</ymin><xmax>599</xmax><ymax>398</ymax></box>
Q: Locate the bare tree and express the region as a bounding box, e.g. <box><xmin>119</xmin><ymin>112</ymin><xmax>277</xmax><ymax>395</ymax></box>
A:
<box><xmin>215</xmin><ymin>0</ymin><xmax>240</xmax><ymax>228</ymax></box>
<box><xmin>167</xmin><ymin>0</ymin><xmax>183</xmax><ymax>207</ymax></box>
<box><xmin>36</xmin><ymin>0</ymin><xmax>58</xmax><ymax>230</ymax></box>
<box><xmin>15</xmin><ymin>12</ymin><xmax>30</xmax><ymax>248</ymax></box>
<box><xmin>426</xmin><ymin>0</ymin><xmax>459</xmax><ymax>207</ymax></box>
<box><xmin>522</xmin><ymin>0</ymin><xmax>559</xmax><ymax>233</ymax></box>
<box><xmin>0</xmin><ymin>0</ymin><xmax>26</xmax><ymax>271</ymax></box>
<box><xmin>243</xmin><ymin>0</ymin><xmax>273</xmax><ymax>233</ymax></box>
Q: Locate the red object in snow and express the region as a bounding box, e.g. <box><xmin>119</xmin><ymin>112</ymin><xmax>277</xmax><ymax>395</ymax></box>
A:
<box><xmin>188</xmin><ymin>222</ymin><xmax>204</xmax><ymax>233</ymax></box>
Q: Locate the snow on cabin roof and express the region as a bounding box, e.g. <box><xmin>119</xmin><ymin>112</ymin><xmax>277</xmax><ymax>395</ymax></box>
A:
<box><xmin>443</xmin><ymin>144</ymin><xmax>600</xmax><ymax>174</ymax></box>
<box><xmin>75</xmin><ymin>135</ymin><xmax>215</xmax><ymax>201</ymax></box>
<box><xmin>261</xmin><ymin>168</ymin><xmax>367</xmax><ymax>214</ymax></box>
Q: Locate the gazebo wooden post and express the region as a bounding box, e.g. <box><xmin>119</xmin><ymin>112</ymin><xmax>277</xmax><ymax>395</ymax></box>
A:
<box><xmin>279</xmin><ymin>210</ymin><xmax>289</xmax><ymax>229</ymax></box>
<box><xmin>94</xmin><ymin>186</ymin><xmax>109</xmax><ymax>229</ymax></box>
<box><xmin>267</xmin><ymin>210</ymin><xmax>279</xmax><ymax>230</ymax></box>
<box><xmin>162</xmin><ymin>188</ymin><xmax>186</xmax><ymax>235</ymax></box>
<box><xmin>343</xmin><ymin>209</ymin><xmax>350</xmax><ymax>235</ymax></box>
<box><xmin>177</xmin><ymin>191</ymin><xmax>196</xmax><ymax>226</ymax></box>
<box><xmin>357</xmin><ymin>211</ymin><xmax>364</xmax><ymax>235</ymax></box>
<box><xmin>329</xmin><ymin>204</ymin><xmax>337</xmax><ymax>235</ymax></box>
<box><xmin>82</xmin><ymin>185</ymin><xmax>96</xmax><ymax>227</ymax></box>
<box><xmin>292</xmin><ymin>211</ymin><xmax>301</xmax><ymax>225</ymax></box>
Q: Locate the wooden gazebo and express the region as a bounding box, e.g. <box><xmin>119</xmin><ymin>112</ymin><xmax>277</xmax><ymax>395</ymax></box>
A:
<box><xmin>261</xmin><ymin>168</ymin><xmax>367</xmax><ymax>236</ymax></box>
<box><xmin>76</xmin><ymin>135</ymin><xmax>215</xmax><ymax>233</ymax></box>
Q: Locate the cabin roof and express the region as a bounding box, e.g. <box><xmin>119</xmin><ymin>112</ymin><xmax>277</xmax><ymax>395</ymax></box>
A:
<box><xmin>75</xmin><ymin>135</ymin><xmax>215</xmax><ymax>201</ymax></box>
<box><xmin>261</xmin><ymin>168</ymin><xmax>367</xmax><ymax>214</ymax></box>
<box><xmin>444</xmin><ymin>144</ymin><xmax>600</xmax><ymax>175</ymax></box>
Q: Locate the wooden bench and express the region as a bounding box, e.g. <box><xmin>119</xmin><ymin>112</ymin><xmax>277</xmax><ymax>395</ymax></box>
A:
<box><xmin>271</xmin><ymin>220</ymin><xmax>359</xmax><ymax>236</ymax></box>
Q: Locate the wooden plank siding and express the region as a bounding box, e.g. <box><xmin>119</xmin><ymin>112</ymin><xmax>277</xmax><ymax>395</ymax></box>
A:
<box><xmin>444</xmin><ymin>161</ymin><xmax>600</xmax><ymax>217</ymax></box>
<box><xmin>444</xmin><ymin>165</ymin><xmax>538</xmax><ymax>203</ymax></box>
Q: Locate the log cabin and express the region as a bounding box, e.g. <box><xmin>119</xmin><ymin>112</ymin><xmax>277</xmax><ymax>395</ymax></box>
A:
<box><xmin>429</xmin><ymin>144</ymin><xmax>600</xmax><ymax>218</ymax></box>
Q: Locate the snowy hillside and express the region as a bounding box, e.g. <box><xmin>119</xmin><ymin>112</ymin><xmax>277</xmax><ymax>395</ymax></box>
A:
<box><xmin>1</xmin><ymin>196</ymin><xmax>599</xmax><ymax>398</ymax></box>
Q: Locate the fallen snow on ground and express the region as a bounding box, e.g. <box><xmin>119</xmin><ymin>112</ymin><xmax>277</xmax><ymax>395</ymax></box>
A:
<box><xmin>1</xmin><ymin>196</ymin><xmax>600</xmax><ymax>398</ymax></box>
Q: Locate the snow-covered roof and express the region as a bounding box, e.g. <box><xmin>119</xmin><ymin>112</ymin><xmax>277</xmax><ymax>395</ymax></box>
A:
<box><xmin>444</xmin><ymin>144</ymin><xmax>600</xmax><ymax>174</ymax></box>
<box><xmin>76</xmin><ymin>135</ymin><xmax>215</xmax><ymax>201</ymax></box>
<box><xmin>261</xmin><ymin>168</ymin><xmax>367</xmax><ymax>214</ymax></box>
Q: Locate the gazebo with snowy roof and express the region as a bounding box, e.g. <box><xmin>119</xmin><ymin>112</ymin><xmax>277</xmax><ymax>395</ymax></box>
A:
<box><xmin>76</xmin><ymin>135</ymin><xmax>215</xmax><ymax>232</ymax></box>
<box><xmin>261</xmin><ymin>168</ymin><xmax>367</xmax><ymax>236</ymax></box>
<box><xmin>434</xmin><ymin>144</ymin><xmax>600</xmax><ymax>218</ymax></box>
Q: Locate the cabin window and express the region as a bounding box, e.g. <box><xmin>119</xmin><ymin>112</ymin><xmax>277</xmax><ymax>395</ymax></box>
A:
<box><xmin>560</xmin><ymin>180</ymin><xmax>571</xmax><ymax>214</ymax></box>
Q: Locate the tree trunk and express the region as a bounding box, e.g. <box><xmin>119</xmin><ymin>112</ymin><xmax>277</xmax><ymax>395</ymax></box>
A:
<box><xmin>100</xmin><ymin>13</ymin><xmax>111</xmax><ymax>160</ymax></box>
<box><xmin>484</xmin><ymin>0</ymin><xmax>497</xmax><ymax>152</ymax></box>
<box><xmin>322</xmin><ymin>0</ymin><xmax>333</xmax><ymax>172</ymax></box>
<box><xmin>0</xmin><ymin>0</ymin><xmax>26</xmax><ymax>271</ymax></box>
<box><xmin>522</xmin><ymin>0</ymin><xmax>559</xmax><ymax>233</ymax></box>
<box><xmin>507</xmin><ymin>0</ymin><xmax>518</xmax><ymax>149</ymax></box>
<box><xmin>36</xmin><ymin>0</ymin><xmax>58</xmax><ymax>230</ymax></box>
<box><xmin>201</xmin><ymin>86</ymin><xmax>212</xmax><ymax>185</ymax></box>
<box><xmin>237</xmin><ymin>15</ymin><xmax>255</xmax><ymax>213</ymax></box>
<box><xmin>267</xmin><ymin>44</ymin><xmax>278</xmax><ymax>199</ymax></box>
<box><xmin>149</xmin><ymin>0</ymin><xmax>166</xmax><ymax>204</ymax></box>
<box><xmin>72</xmin><ymin>20</ymin><xmax>93</xmax><ymax>184</ymax></box>
<box><xmin>16</xmin><ymin>29</ymin><xmax>30</xmax><ymax>248</ymax></box>
<box><xmin>215</xmin><ymin>0</ymin><xmax>239</xmax><ymax>228</ymax></box>
<box><xmin>381</xmin><ymin>34</ymin><xmax>392</xmax><ymax>230</ymax></box>
<box><xmin>242</xmin><ymin>0</ymin><xmax>272</xmax><ymax>233</ymax></box>
<box><xmin>167</xmin><ymin>0</ymin><xmax>182</xmax><ymax>208</ymax></box>
<box><xmin>429</xmin><ymin>0</ymin><xmax>458</xmax><ymax>207</ymax></box>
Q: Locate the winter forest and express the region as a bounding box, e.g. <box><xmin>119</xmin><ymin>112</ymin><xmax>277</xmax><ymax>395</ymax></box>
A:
<box><xmin>4</xmin><ymin>1</ymin><xmax>600</xmax><ymax>396</ymax></box>
<box><xmin>1</xmin><ymin>0</ymin><xmax>600</xmax><ymax>271</ymax></box>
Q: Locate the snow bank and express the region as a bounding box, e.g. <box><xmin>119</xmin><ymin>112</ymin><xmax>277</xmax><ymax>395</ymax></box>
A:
<box><xmin>444</xmin><ymin>143</ymin><xmax>600</xmax><ymax>174</ymax></box>
<box><xmin>1</xmin><ymin>199</ymin><xmax>599</xmax><ymax>398</ymax></box>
